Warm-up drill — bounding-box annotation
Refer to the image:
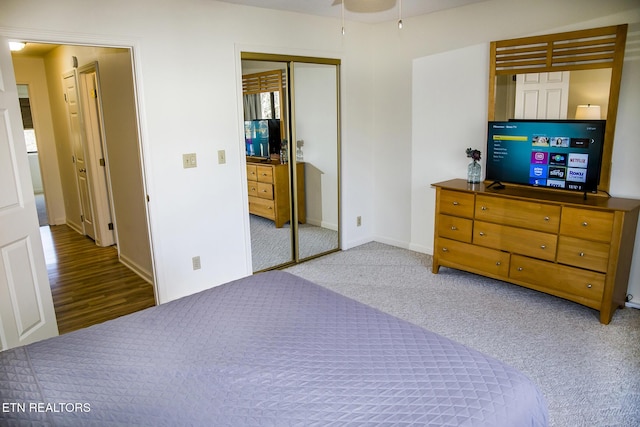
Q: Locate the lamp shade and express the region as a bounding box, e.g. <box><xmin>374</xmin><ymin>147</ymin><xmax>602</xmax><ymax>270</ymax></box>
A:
<box><xmin>575</xmin><ymin>104</ymin><xmax>601</xmax><ymax>120</ymax></box>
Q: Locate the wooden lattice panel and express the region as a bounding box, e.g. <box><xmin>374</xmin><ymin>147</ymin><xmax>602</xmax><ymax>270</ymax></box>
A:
<box><xmin>493</xmin><ymin>25</ymin><xmax>627</xmax><ymax>74</ymax></box>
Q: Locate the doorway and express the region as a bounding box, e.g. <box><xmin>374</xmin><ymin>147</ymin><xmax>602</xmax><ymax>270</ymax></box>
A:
<box><xmin>10</xmin><ymin>42</ymin><xmax>155</xmax><ymax>318</ymax></box>
<box><xmin>241</xmin><ymin>54</ymin><xmax>341</xmax><ymax>272</ymax></box>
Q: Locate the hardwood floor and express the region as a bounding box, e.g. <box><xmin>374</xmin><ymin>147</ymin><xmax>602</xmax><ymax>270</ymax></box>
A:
<box><xmin>41</xmin><ymin>225</ymin><xmax>156</xmax><ymax>335</ymax></box>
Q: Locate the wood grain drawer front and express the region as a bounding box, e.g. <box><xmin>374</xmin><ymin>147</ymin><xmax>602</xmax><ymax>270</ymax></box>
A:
<box><xmin>560</xmin><ymin>207</ymin><xmax>614</xmax><ymax>242</ymax></box>
<box><xmin>437</xmin><ymin>238</ymin><xmax>510</xmax><ymax>277</ymax></box>
<box><xmin>246</xmin><ymin>165</ymin><xmax>257</xmax><ymax>181</ymax></box>
<box><xmin>248</xmin><ymin>196</ymin><xmax>275</xmax><ymax>219</ymax></box>
<box><xmin>256</xmin><ymin>182</ymin><xmax>273</xmax><ymax>200</ymax></box>
<box><xmin>474</xmin><ymin>221</ymin><xmax>557</xmax><ymax>261</ymax></box>
<box><xmin>557</xmin><ymin>236</ymin><xmax>610</xmax><ymax>272</ymax></box>
<box><xmin>247</xmin><ymin>182</ymin><xmax>258</xmax><ymax>197</ymax></box>
<box><xmin>437</xmin><ymin>214</ymin><xmax>472</xmax><ymax>243</ymax></box>
<box><xmin>439</xmin><ymin>190</ymin><xmax>475</xmax><ymax>218</ymax></box>
<box><xmin>256</xmin><ymin>165</ymin><xmax>274</xmax><ymax>183</ymax></box>
<box><xmin>510</xmin><ymin>255</ymin><xmax>605</xmax><ymax>304</ymax></box>
<box><xmin>475</xmin><ymin>195</ymin><xmax>560</xmax><ymax>233</ymax></box>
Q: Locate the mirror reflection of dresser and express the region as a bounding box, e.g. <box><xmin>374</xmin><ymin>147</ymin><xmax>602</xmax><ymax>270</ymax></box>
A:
<box><xmin>246</xmin><ymin>160</ymin><xmax>305</xmax><ymax>228</ymax></box>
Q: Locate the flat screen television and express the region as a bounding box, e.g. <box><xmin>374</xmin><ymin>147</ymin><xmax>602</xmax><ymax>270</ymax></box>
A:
<box><xmin>244</xmin><ymin>119</ymin><xmax>281</xmax><ymax>159</ymax></box>
<box><xmin>485</xmin><ymin>120</ymin><xmax>606</xmax><ymax>194</ymax></box>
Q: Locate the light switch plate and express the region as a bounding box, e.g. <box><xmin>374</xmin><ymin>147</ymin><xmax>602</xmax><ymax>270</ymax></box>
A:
<box><xmin>183</xmin><ymin>153</ymin><xmax>197</xmax><ymax>168</ymax></box>
<box><xmin>217</xmin><ymin>150</ymin><xmax>226</xmax><ymax>164</ymax></box>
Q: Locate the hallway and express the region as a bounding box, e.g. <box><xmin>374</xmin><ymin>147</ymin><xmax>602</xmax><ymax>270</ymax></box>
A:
<box><xmin>40</xmin><ymin>225</ymin><xmax>156</xmax><ymax>334</ymax></box>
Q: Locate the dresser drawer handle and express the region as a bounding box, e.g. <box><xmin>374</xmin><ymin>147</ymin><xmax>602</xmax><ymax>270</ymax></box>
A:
<box><xmin>442</xmin><ymin>247</ymin><xmax>449</xmax><ymax>252</ymax></box>
<box><xmin>517</xmin><ymin>267</ymin><xmax>523</xmax><ymax>271</ymax></box>
<box><xmin>268</xmin><ymin>206</ymin><xmax>273</xmax><ymax>210</ymax></box>
<box><xmin>582</xmin><ymin>222</ymin><xmax>588</xmax><ymax>227</ymax></box>
<box><xmin>452</xmin><ymin>201</ymin><xmax>459</xmax><ymax>206</ymax></box>
<box><xmin>544</xmin><ymin>216</ymin><xmax>550</xmax><ymax>221</ymax></box>
<box><xmin>451</xmin><ymin>226</ymin><xmax>457</xmax><ymax>230</ymax></box>
<box><xmin>478</xmin><ymin>232</ymin><xmax>485</xmax><ymax>236</ymax></box>
<box><xmin>587</xmin><ymin>284</ymin><xmax>592</xmax><ymax>289</ymax></box>
<box><xmin>496</xmin><ymin>261</ymin><xmax>501</xmax><ymax>266</ymax></box>
<box><xmin>481</xmin><ymin>206</ymin><xmax>487</xmax><ymax>211</ymax></box>
<box><xmin>579</xmin><ymin>252</ymin><xmax>585</xmax><ymax>257</ymax></box>
<box><xmin>540</xmin><ymin>245</ymin><xmax>546</xmax><ymax>249</ymax></box>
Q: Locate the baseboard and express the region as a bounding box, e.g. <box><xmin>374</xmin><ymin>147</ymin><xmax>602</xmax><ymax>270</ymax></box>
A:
<box><xmin>65</xmin><ymin>220</ymin><xmax>83</xmax><ymax>235</ymax></box>
<box><xmin>625</xmin><ymin>300</ymin><xmax>640</xmax><ymax>310</ymax></box>
<box><xmin>341</xmin><ymin>237</ymin><xmax>374</xmax><ymax>250</ymax></box>
<box><xmin>373</xmin><ymin>235</ymin><xmax>411</xmax><ymax>250</ymax></box>
<box><xmin>119</xmin><ymin>253</ymin><xmax>153</xmax><ymax>284</ymax></box>
<box><xmin>408</xmin><ymin>243</ymin><xmax>431</xmax><ymax>255</ymax></box>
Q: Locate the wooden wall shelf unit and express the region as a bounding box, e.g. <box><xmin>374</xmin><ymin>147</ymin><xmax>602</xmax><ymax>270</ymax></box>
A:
<box><xmin>431</xmin><ymin>179</ymin><xmax>640</xmax><ymax>324</ymax></box>
<box><xmin>247</xmin><ymin>160</ymin><xmax>305</xmax><ymax>228</ymax></box>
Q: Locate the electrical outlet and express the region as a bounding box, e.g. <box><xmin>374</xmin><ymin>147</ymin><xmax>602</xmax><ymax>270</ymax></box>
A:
<box><xmin>183</xmin><ymin>153</ymin><xmax>197</xmax><ymax>168</ymax></box>
<box><xmin>192</xmin><ymin>256</ymin><xmax>201</xmax><ymax>270</ymax></box>
<box><xmin>217</xmin><ymin>150</ymin><xmax>226</xmax><ymax>164</ymax></box>
<box><xmin>357</xmin><ymin>216</ymin><xmax>362</xmax><ymax>227</ymax></box>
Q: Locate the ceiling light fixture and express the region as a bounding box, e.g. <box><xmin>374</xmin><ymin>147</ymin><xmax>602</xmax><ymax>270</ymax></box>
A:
<box><xmin>9</xmin><ymin>42</ymin><xmax>26</xmax><ymax>52</ymax></box>
<box><xmin>398</xmin><ymin>0</ymin><xmax>403</xmax><ymax>29</ymax></box>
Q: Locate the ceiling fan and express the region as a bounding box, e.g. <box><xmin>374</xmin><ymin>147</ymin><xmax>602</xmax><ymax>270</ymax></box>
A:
<box><xmin>332</xmin><ymin>0</ymin><xmax>398</xmax><ymax>14</ymax></box>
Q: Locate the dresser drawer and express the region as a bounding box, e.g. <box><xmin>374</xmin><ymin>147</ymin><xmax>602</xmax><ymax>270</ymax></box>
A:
<box><xmin>247</xmin><ymin>182</ymin><xmax>258</xmax><ymax>197</ymax></box>
<box><xmin>557</xmin><ymin>236</ymin><xmax>610</xmax><ymax>273</ymax></box>
<box><xmin>436</xmin><ymin>238</ymin><xmax>510</xmax><ymax>277</ymax></box>
<box><xmin>438</xmin><ymin>190</ymin><xmax>475</xmax><ymax>218</ymax></box>
<box><xmin>437</xmin><ymin>214</ymin><xmax>472</xmax><ymax>243</ymax></box>
<box><xmin>256</xmin><ymin>182</ymin><xmax>273</xmax><ymax>200</ymax></box>
<box><xmin>248</xmin><ymin>196</ymin><xmax>275</xmax><ymax>219</ymax></box>
<box><xmin>246</xmin><ymin>164</ymin><xmax>258</xmax><ymax>181</ymax></box>
<box><xmin>475</xmin><ymin>195</ymin><xmax>560</xmax><ymax>233</ymax></box>
<box><xmin>256</xmin><ymin>165</ymin><xmax>274</xmax><ymax>183</ymax></box>
<box><xmin>510</xmin><ymin>255</ymin><xmax>605</xmax><ymax>306</ymax></box>
<box><xmin>474</xmin><ymin>221</ymin><xmax>557</xmax><ymax>261</ymax></box>
<box><xmin>560</xmin><ymin>207</ymin><xmax>614</xmax><ymax>242</ymax></box>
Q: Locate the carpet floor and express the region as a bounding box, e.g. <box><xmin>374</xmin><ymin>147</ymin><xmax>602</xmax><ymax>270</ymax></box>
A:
<box><xmin>285</xmin><ymin>241</ymin><xmax>640</xmax><ymax>427</ymax></box>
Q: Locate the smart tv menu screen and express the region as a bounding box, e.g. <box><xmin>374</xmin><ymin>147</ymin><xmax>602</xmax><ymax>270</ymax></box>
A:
<box><xmin>486</xmin><ymin>121</ymin><xmax>604</xmax><ymax>192</ymax></box>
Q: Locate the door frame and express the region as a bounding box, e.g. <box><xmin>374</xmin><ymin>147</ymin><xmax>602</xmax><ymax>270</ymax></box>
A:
<box><xmin>0</xmin><ymin>28</ymin><xmax>159</xmax><ymax>303</ymax></box>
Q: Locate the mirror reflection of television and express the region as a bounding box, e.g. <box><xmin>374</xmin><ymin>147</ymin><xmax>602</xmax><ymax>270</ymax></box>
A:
<box><xmin>244</xmin><ymin>119</ymin><xmax>281</xmax><ymax>159</ymax></box>
<box><xmin>486</xmin><ymin>120</ymin><xmax>606</xmax><ymax>193</ymax></box>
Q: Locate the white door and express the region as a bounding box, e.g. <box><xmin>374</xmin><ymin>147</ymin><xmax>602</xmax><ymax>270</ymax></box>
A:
<box><xmin>0</xmin><ymin>37</ymin><xmax>59</xmax><ymax>350</ymax></box>
<box><xmin>514</xmin><ymin>71</ymin><xmax>570</xmax><ymax>119</ymax></box>
<box><xmin>79</xmin><ymin>66</ymin><xmax>115</xmax><ymax>247</ymax></box>
<box><xmin>63</xmin><ymin>72</ymin><xmax>96</xmax><ymax>240</ymax></box>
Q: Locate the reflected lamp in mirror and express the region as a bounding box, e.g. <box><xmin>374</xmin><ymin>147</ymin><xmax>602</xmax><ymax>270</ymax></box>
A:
<box><xmin>575</xmin><ymin>104</ymin><xmax>601</xmax><ymax>120</ymax></box>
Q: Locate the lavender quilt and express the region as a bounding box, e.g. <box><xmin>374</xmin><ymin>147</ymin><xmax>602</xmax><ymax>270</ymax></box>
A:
<box><xmin>0</xmin><ymin>271</ymin><xmax>548</xmax><ymax>426</ymax></box>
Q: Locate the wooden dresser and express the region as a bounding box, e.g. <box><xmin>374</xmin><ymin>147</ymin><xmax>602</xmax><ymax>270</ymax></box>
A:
<box><xmin>432</xmin><ymin>179</ymin><xmax>640</xmax><ymax>324</ymax></box>
<box><xmin>247</xmin><ymin>160</ymin><xmax>306</xmax><ymax>228</ymax></box>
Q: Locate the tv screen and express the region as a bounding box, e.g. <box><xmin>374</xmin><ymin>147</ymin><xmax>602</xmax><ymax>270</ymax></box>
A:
<box><xmin>245</xmin><ymin>119</ymin><xmax>281</xmax><ymax>159</ymax></box>
<box><xmin>486</xmin><ymin>120</ymin><xmax>606</xmax><ymax>193</ymax></box>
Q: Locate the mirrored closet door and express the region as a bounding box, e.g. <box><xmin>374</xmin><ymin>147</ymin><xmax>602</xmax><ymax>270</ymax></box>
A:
<box><xmin>241</xmin><ymin>54</ymin><xmax>340</xmax><ymax>272</ymax></box>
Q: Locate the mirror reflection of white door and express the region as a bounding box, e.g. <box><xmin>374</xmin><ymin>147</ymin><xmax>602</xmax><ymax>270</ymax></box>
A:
<box><xmin>0</xmin><ymin>36</ymin><xmax>59</xmax><ymax>350</ymax></box>
<box><xmin>63</xmin><ymin>71</ymin><xmax>96</xmax><ymax>240</ymax></box>
<box><xmin>514</xmin><ymin>71</ymin><xmax>570</xmax><ymax>119</ymax></box>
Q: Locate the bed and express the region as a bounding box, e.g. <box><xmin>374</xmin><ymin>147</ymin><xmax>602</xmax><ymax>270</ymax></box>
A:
<box><xmin>1</xmin><ymin>271</ymin><xmax>548</xmax><ymax>426</ymax></box>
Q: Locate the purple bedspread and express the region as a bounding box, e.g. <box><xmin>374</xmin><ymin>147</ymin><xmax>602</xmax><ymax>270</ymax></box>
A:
<box><xmin>0</xmin><ymin>271</ymin><xmax>548</xmax><ymax>426</ymax></box>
